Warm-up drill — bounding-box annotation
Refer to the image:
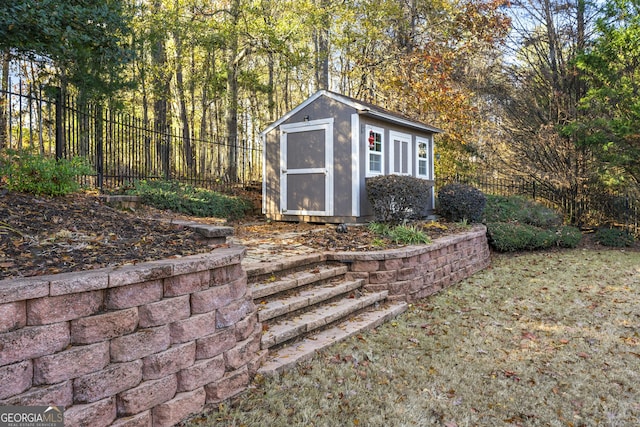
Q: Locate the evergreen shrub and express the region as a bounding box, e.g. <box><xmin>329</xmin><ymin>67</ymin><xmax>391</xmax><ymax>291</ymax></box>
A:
<box><xmin>0</xmin><ymin>149</ymin><xmax>92</xmax><ymax>196</ymax></box>
<box><xmin>366</xmin><ymin>175</ymin><xmax>432</xmax><ymax>223</ymax></box>
<box><xmin>594</xmin><ymin>227</ymin><xmax>635</xmax><ymax>247</ymax></box>
<box><xmin>484</xmin><ymin>195</ymin><xmax>562</xmax><ymax>228</ymax></box>
<box><xmin>130</xmin><ymin>180</ymin><xmax>251</xmax><ymax>220</ymax></box>
<box><xmin>556</xmin><ymin>225</ymin><xmax>583</xmax><ymax>248</ymax></box>
<box><xmin>484</xmin><ymin>195</ymin><xmax>582</xmax><ymax>252</ymax></box>
<box><xmin>487</xmin><ymin>222</ymin><xmax>542</xmax><ymax>252</ymax></box>
<box><xmin>437</xmin><ymin>183</ymin><xmax>486</xmax><ymax>223</ymax></box>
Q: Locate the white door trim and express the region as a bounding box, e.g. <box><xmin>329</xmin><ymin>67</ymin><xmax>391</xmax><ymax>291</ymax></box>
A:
<box><xmin>280</xmin><ymin>118</ymin><xmax>334</xmax><ymax>216</ymax></box>
<box><xmin>351</xmin><ymin>114</ymin><xmax>360</xmax><ymax>217</ymax></box>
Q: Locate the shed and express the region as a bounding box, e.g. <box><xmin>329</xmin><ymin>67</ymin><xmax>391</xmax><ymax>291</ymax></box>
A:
<box><xmin>260</xmin><ymin>90</ymin><xmax>442</xmax><ymax>223</ymax></box>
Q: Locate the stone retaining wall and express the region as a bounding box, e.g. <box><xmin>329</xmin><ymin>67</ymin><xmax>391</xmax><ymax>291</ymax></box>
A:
<box><xmin>327</xmin><ymin>225</ymin><xmax>490</xmax><ymax>302</ymax></box>
<box><xmin>0</xmin><ymin>247</ymin><xmax>263</xmax><ymax>427</ymax></box>
<box><xmin>0</xmin><ymin>226</ymin><xmax>490</xmax><ymax>426</ymax></box>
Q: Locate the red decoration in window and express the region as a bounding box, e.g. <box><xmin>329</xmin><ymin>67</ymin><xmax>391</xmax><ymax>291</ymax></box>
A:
<box><xmin>368</xmin><ymin>130</ymin><xmax>375</xmax><ymax>149</ymax></box>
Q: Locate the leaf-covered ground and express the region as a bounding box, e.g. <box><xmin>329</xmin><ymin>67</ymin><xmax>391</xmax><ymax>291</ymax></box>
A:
<box><xmin>0</xmin><ymin>190</ymin><xmax>215</xmax><ymax>279</ymax></box>
<box><xmin>182</xmin><ymin>250</ymin><xmax>640</xmax><ymax>427</ymax></box>
<box><xmin>0</xmin><ymin>190</ymin><xmax>465</xmax><ymax>279</ymax></box>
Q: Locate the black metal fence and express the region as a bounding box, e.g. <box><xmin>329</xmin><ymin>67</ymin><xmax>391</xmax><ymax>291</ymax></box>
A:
<box><xmin>0</xmin><ymin>79</ymin><xmax>262</xmax><ymax>192</ymax></box>
<box><xmin>3</xmin><ymin>79</ymin><xmax>638</xmax><ymax>234</ymax></box>
<box><xmin>439</xmin><ymin>175</ymin><xmax>640</xmax><ymax>236</ymax></box>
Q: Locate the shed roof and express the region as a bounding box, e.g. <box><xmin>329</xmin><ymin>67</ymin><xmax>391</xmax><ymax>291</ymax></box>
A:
<box><xmin>260</xmin><ymin>90</ymin><xmax>443</xmax><ymax>137</ymax></box>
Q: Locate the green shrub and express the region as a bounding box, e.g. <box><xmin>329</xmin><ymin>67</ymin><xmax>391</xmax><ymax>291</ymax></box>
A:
<box><xmin>483</xmin><ymin>195</ymin><xmax>579</xmax><ymax>252</ymax></box>
<box><xmin>0</xmin><ymin>149</ymin><xmax>92</xmax><ymax>196</ymax></box>
<box><xmin>484</xmin><ymin>195</ymin><xmax>562</xmax><ymax>228</ymax></box>
<box><xmin>487</xmin><ymin>222</ymin><xmax>584</xmax><ymax>252</ymax></box>
<box><xmin>556</xmin><ymin>225</ymin><xmax>583</xmax><ymax>248</ymax></box>
<box><xmin>594</xmin><ymin>227</ymin><xmax>635</xmax><ymax>247</ymax></box>
<box><xmin>529</xmin><ymin>228</ymin><xmax>560</xmax><ymax>249</ymax></box>
<box><xmin>366</xmin><ymin>175</ymin><xmax>432</xmax><ymax>223</ymax></box>
<box><xmin>486</xmin><ymin>222</ymin><xmax>543</xmax><ymax>252</ymax></box>
<box><xmin>129</xmin><ymin>180</ymin><xmax>251</xmax><ymax>220</ymax></box>
<box><xmin>437</xmin><ymin>183</ymin><xmax>486</xmax><ymax>223</ymax></box>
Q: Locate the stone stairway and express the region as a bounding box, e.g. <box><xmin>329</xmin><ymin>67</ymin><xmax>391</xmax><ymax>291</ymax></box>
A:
<box><xmin>244</xmin><ymin>254</ymin><xmax>408</xmax><ymax>375</ymax></box>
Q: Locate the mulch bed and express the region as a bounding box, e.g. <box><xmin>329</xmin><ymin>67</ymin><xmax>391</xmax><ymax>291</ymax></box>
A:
<box><xmin>0</xmin><ymin>190</ymin><xmax>216</xmax><ymax>280</ymax></box>
<box><xmin>1</xmin><ymin>190</ymin><xmax>473</xmax><ymax>280</ymax></box>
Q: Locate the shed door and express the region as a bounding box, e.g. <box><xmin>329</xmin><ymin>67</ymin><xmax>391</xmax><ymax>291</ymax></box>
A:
<box><xmin>280</xmin><ymin>119</ymin><xmax>334</xmax><ymax>216</ymax></box>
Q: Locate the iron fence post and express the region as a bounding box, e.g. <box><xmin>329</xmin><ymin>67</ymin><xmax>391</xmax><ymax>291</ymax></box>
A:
<box><xmin>532</xmin><ymin>180</ymin><xmax>536</xmax><ymax>200</ymax></box>
<box><xmin>164</xmin><ymin>129</ymin><xmax>171</xmax><ymax>181</ymax></box>
<box><xmin>54</xmin><ymin>87</ymin><xmax>64</xmax><ymax>160</ymax></box>
<box><xmin>95</xmin><ymin>104</ymin><xmax>104</xmax><ymax>191</ymax></box>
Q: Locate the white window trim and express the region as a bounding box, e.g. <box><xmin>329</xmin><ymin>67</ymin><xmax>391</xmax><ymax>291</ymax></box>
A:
<box><xmin>416</xmin><ymin>136</ymin><xmax>431</xmax><ymax>179</ymax></box>
<box><xmin>365</xmin><ymin>125</ymin><xmax>385</xmax><ymax>177</ymax></box>
<box><xmin>389</xmin><ymin>130</ymin><xmax>412</xmax><ymax>176</ymax></box>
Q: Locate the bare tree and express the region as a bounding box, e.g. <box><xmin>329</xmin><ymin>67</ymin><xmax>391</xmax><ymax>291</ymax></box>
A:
<box><xmin>314</xmin><ymin>0</ymin><xmax>330</xmax><ymax>91</ymax></box>
<box><xmin>490</xmin><ymin>0</ymin><xmax>601</xmax><ymax>222</ymax></box>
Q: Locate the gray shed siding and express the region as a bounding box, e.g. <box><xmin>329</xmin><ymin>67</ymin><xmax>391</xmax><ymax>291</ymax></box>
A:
<box><xmin>262</xmin><ymin>91</ymin><xmax>438</xmax><ymax>223</ymax></box>
<box><xmin>264</xmin><ymin>95</ymin><xmax>357</xmax><ymax>222</ymax></box>
<box><xmin>356</xmin><ymin>117</ymin><xmax>436</xmax><ymax>218</ymax></box>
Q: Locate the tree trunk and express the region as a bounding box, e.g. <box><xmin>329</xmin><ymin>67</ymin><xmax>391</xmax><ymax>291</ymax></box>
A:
<box><xmin>132</xmin><ymin>30</ymin><xmax>152</xmax><ymax>174</ymax></box>
<box><xmin>225</xmin><ymin>0</ymin><xmax>241</xmax><ymax>183</ymax></box>
<box><xmin>151</xmin><ymin>0</ymin><xmax>171</xmax><ymax>178</ymax></box>
<box><xmin>268</xmin><ymin>51</ymin><xmax>275</xmax><ymax>121</ymax></box>
<box><xmin>225</xmin><ymin>59</ymin><xmax>239</xmax><ymax>182</ymax></box>
<box><xmin>575</xmin><ymin>0</ymin><xmax>586</xmax><ymax>106</ymax></box>
<box><xmin>173</xmin><ymin>30</ymin><xmax>194</xmax><ymax>170</ymax></box>
<box><xmin>314</xmin><ymin>0</ymin><xmax>330</xmax><ymax>91</ymax></box>
<box><xmin>0</xmin><ymin>49</ymin><xmax>9</xmax><ymax>150</ymax></box>
<box><xmin>200</xmin><ymin>51</ymin><xmax>211</xmax><ymax>176</ymax></box>
<box><xmin>543</xmin><ymin>0</ymin><xmax>561</xmax><ymax>123</ymax></box>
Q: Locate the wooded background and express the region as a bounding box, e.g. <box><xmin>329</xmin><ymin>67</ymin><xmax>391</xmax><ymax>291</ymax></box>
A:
<box><xmin>1</xmin><ymin>0</ymin><xmax>639</xmax><ymax>227</ymax></box>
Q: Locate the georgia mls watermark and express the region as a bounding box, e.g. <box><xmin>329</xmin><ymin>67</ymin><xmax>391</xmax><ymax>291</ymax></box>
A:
<box><xmin>0</xmin><ymin>406</ymin><xmax>64</xmax><ymax>427</ymax></box>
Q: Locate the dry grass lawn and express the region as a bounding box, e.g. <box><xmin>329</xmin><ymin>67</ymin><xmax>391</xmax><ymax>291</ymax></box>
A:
<box><xmin>183</xmin><ymin>249</ymin><xmax>640</xmax><ymax>427</ymax></box>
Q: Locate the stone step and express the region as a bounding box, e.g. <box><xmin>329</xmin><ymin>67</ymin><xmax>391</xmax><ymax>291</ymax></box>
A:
<box><xmin>261</xmin><ymin>290</ymin><xmax>389</xmax><ymax>350</ymax></box>
<box><xmin>251</xmin><ymin>265</ymin><xmax>349</xmax><ymax>300</ymax></box>
<box><xmin>244</xmin><ymin>254</ymin><xmax>327</xmax><ymax>284</ymax></box>
<box><xmin>257</xmin><ymin>301</ymin><xmax>409</xmax><ymax>376</ymax></box>
<box><xmin>256</xmin><ymin>279</ymin><xmax>364</xmax><ymax>323</ymax></box>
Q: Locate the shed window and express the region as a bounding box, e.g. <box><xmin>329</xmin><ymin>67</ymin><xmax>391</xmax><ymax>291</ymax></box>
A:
<box><xmin>416</xmin><ymin>138</ymin><xmax>430</xmax><ymax>178</ymax></box>
<box><xmin>366</xmin><ymin>126</ymin><xmax>384</xmax><ymax>176</ymax></box>
<box><xmin>390</xmin><ymin>131</ymin><xmax>412</xmax><ymax>176</ymax></box>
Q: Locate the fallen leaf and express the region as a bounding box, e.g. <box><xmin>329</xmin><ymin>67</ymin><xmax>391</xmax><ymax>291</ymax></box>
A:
<box><xmin>504</xmin><ymin>370</ymin><xmax>521</xmax><ymax>381</ymax></box>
